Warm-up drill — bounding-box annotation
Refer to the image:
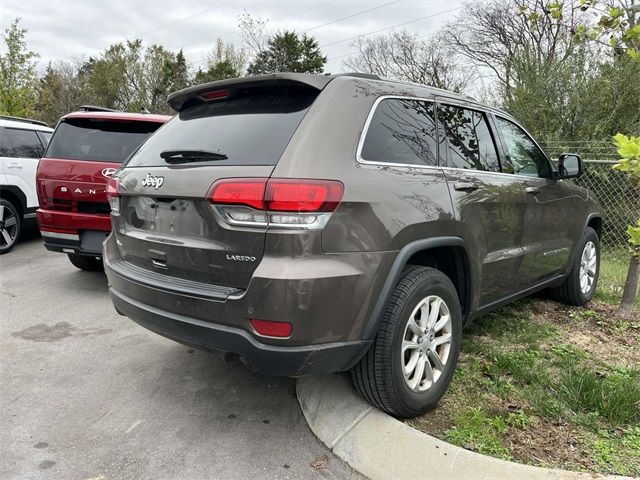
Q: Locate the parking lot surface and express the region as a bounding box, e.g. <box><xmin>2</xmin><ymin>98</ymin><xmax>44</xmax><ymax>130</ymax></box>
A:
<box><xmin>1</xmin><ymin>234</ymin><xmax>365</xmax><ymax>480</ymax></box>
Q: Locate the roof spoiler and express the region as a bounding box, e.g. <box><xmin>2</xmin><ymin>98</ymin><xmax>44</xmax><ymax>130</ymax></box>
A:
<box><xmin>78</xmin><ymin>105</ymin><xmax>120</xmax><ymax>113</ymax></box>
<box><xmin>167</xmin><ymin>73</ymin><xmax>335</xmax><ymax>112</ymax></box>
<box><xmin>0</xmin><ymin>115</ymin><xmax>48</xmax><ymax>127</ymax></box>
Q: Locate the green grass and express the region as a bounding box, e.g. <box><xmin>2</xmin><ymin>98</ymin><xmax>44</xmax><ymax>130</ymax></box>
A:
<box><xmin>443</xmin><ymin>407</ymin><xmax>511</xmax><ymax>459</ymax></box>
<box><xmin>557</xmin><ymin>365</ymin><xmax>640</xmax><ymax>425</ymax></box>
<box><xmin>587</xmin><ymin>427</ymin><xmax>640</xmax><ymax>477</ymax></box>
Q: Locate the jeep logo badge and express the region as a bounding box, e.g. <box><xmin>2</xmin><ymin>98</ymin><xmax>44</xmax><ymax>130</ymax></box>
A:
<box><xmin>141</xmin><ymin>173</ymin><xmax>164</xmax><ymax>189</ymax></box>
<box><xmin>101</xmin><ymin>167</ymin><xmax>117</xmax><ymax>178</ymax></box>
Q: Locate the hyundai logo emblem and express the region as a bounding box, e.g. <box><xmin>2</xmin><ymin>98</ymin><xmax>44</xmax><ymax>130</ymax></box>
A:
<box><xmin>102</xmin><ymin>168</ymin><xmax>117</xmax><ymax>178</ymax></box>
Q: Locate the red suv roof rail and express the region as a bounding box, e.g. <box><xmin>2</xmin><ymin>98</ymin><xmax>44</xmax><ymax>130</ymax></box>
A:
<box><xmin>77</xmin><ymin>105</ymin><xmax>120</xmax><ymax>113</ymax></box>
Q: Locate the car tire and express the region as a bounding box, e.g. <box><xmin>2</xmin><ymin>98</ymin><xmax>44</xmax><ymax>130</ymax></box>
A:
<box><xmin>67</xmin><ymin>253</ymin><xmax>104</xmax><ymax>271</ymax></box>
<box><xmin>550</xmin><ymin>227</ymin><xmax>600</xmax><ymax>306</ymax></box>
<box><xmin>0</xmin><ymin>199</ymin><xmax>21</xmax><ymax>255</ymax></box>
<box><xmin>351</xmin><ymin>266</ymin><xmax>462</xmax><ymax>419</ymax></box>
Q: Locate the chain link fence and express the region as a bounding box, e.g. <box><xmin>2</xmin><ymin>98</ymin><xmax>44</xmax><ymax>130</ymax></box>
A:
<box><xmin>543</xmin><ymin>141</ymin><xmax>639</xmax><ymax>256</ymax></box>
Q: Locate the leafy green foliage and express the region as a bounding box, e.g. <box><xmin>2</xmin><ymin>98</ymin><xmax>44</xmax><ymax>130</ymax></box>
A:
<box><xmin>613</xmin><ymin>133</ymin><xmax>640</xmax><ymax>187</ymax></box>
<box><xmin>83</xmin><ymin>39</ymin><xmax>187</xmax><ymax>113</ymax></box>
<box><xmin>0</xmin><ymin>18</ymin><xmax>38</xmax><ymax>117</ymax></box>
<box><xmin>247</xmin><ymin>31</ymin><xmax>326</xmax><ymax>75</ymax></box>
<box><xmin>193</xmin><ymin>39</ymin><xmax>247</xmax><ymax>84</ymax></box>
<box><xmin>613</xmin><ymin>133</ymin><xmax>640</xmax><ymax>257</ymax></box>
<box><xmin>36</xmin><ymin>61</ymin><xmax>93</xmax><ymax>126</ymax></box>
<box><xmin>545</xmin><ymin>1</ymin><xmax>640</xmax><ymax>60</ymax></box>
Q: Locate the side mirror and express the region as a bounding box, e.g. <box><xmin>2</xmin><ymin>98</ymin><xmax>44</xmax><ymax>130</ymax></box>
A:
<box><xmin>555</xmin><ymin>153</ymin><xmax>583</xmax><ymax>179</ymax></box>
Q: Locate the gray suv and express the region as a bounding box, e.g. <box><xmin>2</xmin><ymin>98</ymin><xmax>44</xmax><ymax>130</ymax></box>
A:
<box><xmin>104</xmin><ymin>73</ymin><xmax>602</xmax><ymax>418</ymax></box>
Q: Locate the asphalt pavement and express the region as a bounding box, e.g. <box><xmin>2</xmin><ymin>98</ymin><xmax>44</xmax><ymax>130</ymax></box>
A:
<box><xmin>0</xmin><ymin>232</ymin><xmax>365</xmax><ymax>480</ymax></box>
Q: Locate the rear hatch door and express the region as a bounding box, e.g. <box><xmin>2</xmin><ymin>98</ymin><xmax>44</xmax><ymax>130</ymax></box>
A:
<box><xmin>113</xmin><ymin>82</ymin><xmax>323</xmax><ymax>289</ymax></box>
<box><xmin>38</xmin><ymin>117</ymin><xmax>165</xmax><ymax>214</ymax></box>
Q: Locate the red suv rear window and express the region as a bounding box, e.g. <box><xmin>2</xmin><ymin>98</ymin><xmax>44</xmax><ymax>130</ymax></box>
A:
<box><xmin>45</xmin><ymin>118</ymin><xmax>164</xmax><ymax>163</ymax></box>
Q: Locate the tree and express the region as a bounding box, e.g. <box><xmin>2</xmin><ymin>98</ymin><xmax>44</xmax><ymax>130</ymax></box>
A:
<box><xmin>541</xmin><ymin>0</ymin><xmax>640</xmax><ymax>316</ymax></box>
<box><xmin>238</xmin><ymin>12</ymin><xmax>269</xmax><ymax>57</ymax></box>
<box><xmin>169</xmin><ymin>50</ymin><xmax>189</xmax><ymax>92</ymax></box>
<box><xmin>194</xmin><ymin>39</ymin><xmax>247</xmax><ymax>84</ymax></box>
<box><xmin>612</xmin><ymin>133</ymin><xmax>640</xmax><ymax>317</ymax></box>
<box><xmin>0</xmin><ymin>18</ymin><xmax>39</xmax><ymax>117</ymax></box>
<box><xmin>85</xmin><ymin>39</ymin><xmax>184</xmax><ymax>113</ymax></box>
<box><xmin>36</xmin><ymin>60</ymin><xmax>94</xmax><ymax>125</ymax></box>
<box><xmin>247</xmin><ymin>31</ymin><xmax>326</xmax><ymax>75</ymax></box>
<box><xmin>344</xmin><ymin>31</ymin><xmax>469</xmax><ymax>92</ymax></box>
<box><xmin>443</xmin><ymin>0</ymin><xmax>593</xmax><ymax>141</ymax></box>
<box><xmin>553</xmin><ymin>1</ymin><xmax>639</xmax><ymax>317</ymax></box>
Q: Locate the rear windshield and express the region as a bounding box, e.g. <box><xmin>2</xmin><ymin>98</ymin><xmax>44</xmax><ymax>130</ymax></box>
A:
<box><xmin>125</xmin><ymin>86</ymin><xmax>318</xmax><ymax>168</ymax></box>
<box><xmin>45</xmin><ymin>118</ymin><xmax>164</xmax><ymax>163</ymax></box>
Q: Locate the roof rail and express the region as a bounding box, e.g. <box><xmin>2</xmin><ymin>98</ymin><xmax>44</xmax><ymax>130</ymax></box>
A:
<box><xmin>78</xmin><ymin>105</ymin><xmax>120</xmax><ymax>113</ymax></box>
<box><xmin>334</xmin><ymin>72</ymin><xmax>382</xmax><ymax>81</ymax></box>
<box><xmin>0</xmin><ymin>115</ymin><xmax>48</xmax><ymax>127</ymax></box>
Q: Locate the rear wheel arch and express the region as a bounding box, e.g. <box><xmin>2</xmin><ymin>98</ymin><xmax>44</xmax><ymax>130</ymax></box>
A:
<box><xmin>0</xmin><ymin>186</ymin><xmax>26</xmax><ymax>218</ymax></box>
<box><xmin>363</xmin><ymin>237</ymin><xmax>471</xmax><ymax>341</ymax></box>
<box><xmin>587</xmin><ymin>215</ymin><xmax>602</xmax><ymax>239</ymax></box>
<box><xmin>405</xmin><ymin>245</ymin><xmax>470</xmax><ymax>319</ymax></box>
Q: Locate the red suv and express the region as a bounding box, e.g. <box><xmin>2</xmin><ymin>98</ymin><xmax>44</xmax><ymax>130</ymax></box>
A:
<box><xmin>36</xmin><ymin>107</ymin><xmax>170</xmax><ymax>270</ymax></box>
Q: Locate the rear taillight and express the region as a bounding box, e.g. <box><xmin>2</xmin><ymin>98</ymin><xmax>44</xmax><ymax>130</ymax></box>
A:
<box><xmin>211</xmin><ymin>178</ymin><xmax>266</xmax><ymax>210</ymax></box>
<box><xmin>208</xmin><ymin>178</ymin><xmax>344</xmax><ymax>229</ymax></box>
<box><xmin>106</xmin><ymin>177</ymin><xmax>120</xmax><ymax>213</ymax></box>
<box><xmin>265</xmin><ymin>179</ymin><xmax>344</xmax><ymax>212</ymax></box>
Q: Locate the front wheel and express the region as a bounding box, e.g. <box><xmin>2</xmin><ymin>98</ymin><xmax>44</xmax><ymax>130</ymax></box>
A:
<box><xmin>551</xmin><ymin>227</ymin><xmax>600</xmax><ymax>306</ymax></box>
<box><xmin>67</xmin><ymin>253</ymin><xmax>104</xmax><ymax>271</ymax></box>
<box><xmin>351</xmin><ymin>267</ymin><xmax>462</xmax><ymax>418</ymax></box>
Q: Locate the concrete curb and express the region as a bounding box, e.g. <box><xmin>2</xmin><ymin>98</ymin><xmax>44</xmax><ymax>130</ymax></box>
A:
<box><xmin>297</xmin><ymin>374</ymin><xmax>633</xmax><ymax>480</ymax></box>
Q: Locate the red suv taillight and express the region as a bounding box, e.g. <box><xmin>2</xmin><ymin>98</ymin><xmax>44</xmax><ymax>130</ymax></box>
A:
<box><xmin>106</xmin><ymin>177</ymin><xmax>120</xmax><ymax>213</ymax></box>
<box><xmin>209</xmin><ymin>178</ymin><xmax>344</xmax><ymax>229</ymax></box>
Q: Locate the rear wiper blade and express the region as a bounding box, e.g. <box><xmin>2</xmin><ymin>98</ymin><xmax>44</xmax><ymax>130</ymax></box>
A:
<box><xmin>160</xmin><ymin>149</ymin><xmax>228</xmax><ymax>164</ymax></box>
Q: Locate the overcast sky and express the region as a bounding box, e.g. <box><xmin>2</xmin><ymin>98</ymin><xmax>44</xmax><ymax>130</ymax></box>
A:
<box><xmin>0</xmin><ymin>0</ymin><xmax>465</xmax><ymax>73</ymax></box>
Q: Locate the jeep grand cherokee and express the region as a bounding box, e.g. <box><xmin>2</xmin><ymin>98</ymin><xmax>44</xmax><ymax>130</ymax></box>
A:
<box><xmin>103</xmin><ymin>73</ymin><xmax>602</xmax><ymax>418</ymax></box>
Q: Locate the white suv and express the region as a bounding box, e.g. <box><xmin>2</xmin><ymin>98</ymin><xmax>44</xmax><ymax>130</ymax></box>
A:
<box><xmin>0</xmin><ymin>116</ymin><xmax>54</xmax><ymax>254</ymax></box>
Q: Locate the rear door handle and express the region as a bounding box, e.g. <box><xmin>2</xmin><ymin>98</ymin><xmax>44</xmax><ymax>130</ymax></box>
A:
<box><xmin>454</xmin><ymin>182</ymin><xmax>478</xmax><ymax>192</ymax></box>
<box><xmin>525</xmin><ymin>186</ymin><xmax>540</xmax><ymax>195</ymax></box>
<box><xmin>7</xmin><ymin>163</ymin><xmax>22</xmax><ymax>170</ymax></box>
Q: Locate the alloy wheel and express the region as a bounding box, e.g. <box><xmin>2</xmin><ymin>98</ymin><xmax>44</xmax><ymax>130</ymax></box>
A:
<box><xmin>579</xmin><ymin>241</ymin><xmax>597</xmax><ymax>295</ymax></box>
<box><xmin>0</xmin><ymin>204</ymin><xmax>18</xmax><ymax>249</ymax></box>
<box><xmin>401</xmin><ymin>295</ymin><xmax>452</xmax><ymax>392</ymax></box>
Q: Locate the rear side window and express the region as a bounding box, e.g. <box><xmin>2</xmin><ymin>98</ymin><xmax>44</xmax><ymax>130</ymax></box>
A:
<box><xmin>5</xmin><ymin>128</ymin><xmax>45</xmax><ymax>158</ymax></box>
<box><xmin>126</xmin><ymin>86</ymin><xmax>318</xmax><ymax>168</ymax></box>
<box><xmin>439</xmin><ymin>105</ymin><xmax>500</xmax><ymax>172</ymax></box>
<box><xmin>37</xmin><ymin>131</ymin><xmax>52</xmax><ymax>147</ymax></box>
<box><xmin>0</xmin><ymin>129</ymin><xmax>11</xmax><ymax>156</ymax></box>
<box><xmin>45</xmin><ymin>118</ymin><xmax>163</xmax><ymax>163</ymax></box>
<box><xmin>360</xmin><ymin>98</ymin><xmax>439</xmax><ymax>166</ymax></box>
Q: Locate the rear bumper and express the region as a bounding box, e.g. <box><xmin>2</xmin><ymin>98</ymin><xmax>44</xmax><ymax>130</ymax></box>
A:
<box><xmin>109</xmin><ymin>287</ymin><xmax>370</xmax><ymax>376</ymax></box>
<box><xmin>38</xmin><ymin>208</ymin><xmax>111</xmax><ymax>255</ymax></box>
<box><xmin>102</xmin><ymin>231</ymin><xmax>394</xmax><ymax>376</ymax></box>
